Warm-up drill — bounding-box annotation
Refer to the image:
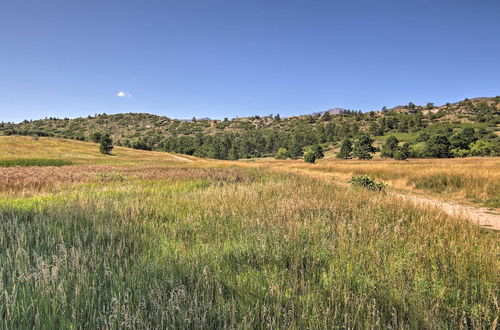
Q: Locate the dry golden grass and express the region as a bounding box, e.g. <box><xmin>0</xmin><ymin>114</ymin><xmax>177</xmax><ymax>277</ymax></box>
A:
<box><xmin>249</xmin><ymin>157</ymin><xmax>500</xmax><ymax>207</ymax></box>
<box><xmin>0</xmin><ymin>135</ymin><xmax>199</xmax><ymax>165</ymax></box>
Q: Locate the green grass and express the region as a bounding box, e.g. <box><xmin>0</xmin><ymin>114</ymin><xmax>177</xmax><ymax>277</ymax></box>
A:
<box><xmin>375</xmin><ymin>132</ymin><xmax>419</xmax><ymax>143</ymax></box>
<box><xmin>1</xmin><ymin>169</ymin><xmax>498</xmax><ymax>328</ymax></box>
<box><xmin>0</xmin><ymin>158</ymin><xmax>72</xmax><ymax>167</ymax></box>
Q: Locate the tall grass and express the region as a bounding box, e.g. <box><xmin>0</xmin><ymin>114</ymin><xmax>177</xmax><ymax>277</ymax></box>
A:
<box><xmin>277</xmin><ymin>157</ymin><xmax>500</xmax><ymax>207</ymax></box>
<box><xmin>1</xmin><ymin>168</ymin><xmax>498</xmax><ymax>328</ymax></box>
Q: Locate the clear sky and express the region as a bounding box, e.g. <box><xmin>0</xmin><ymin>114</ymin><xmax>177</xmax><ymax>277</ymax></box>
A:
<box><xmin>1</xmin><ymin>0</ymin><xmax>499</xmax><ymax>122</ymax></box>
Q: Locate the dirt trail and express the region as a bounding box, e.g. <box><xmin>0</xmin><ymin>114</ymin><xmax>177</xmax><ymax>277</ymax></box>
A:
<box><xmin>269</xmin><ymin>165</ymin><xmax>500</xmax><ymax>231</ymax></box>
<box><xmin>396</xmin><ymin>194</ymin><xmax>500</xmax><ymax>230</ymax></box>
<box><xmin>169</xmin><ymin>154</ymin><xmax>195</xmax><ymax>162</ymax></box>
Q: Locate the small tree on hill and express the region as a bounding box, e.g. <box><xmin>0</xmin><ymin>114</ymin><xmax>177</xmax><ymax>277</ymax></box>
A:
<box><xmin>380</xmin><ymin>136</ymin><xmax>399</xmax><ymax>158</ymax></box>
<box><xmin>353</xmin><ymin>135</ymin><xmax>376</xmax><ymax>160</ymax></box>
<box><xmin>99</xmin><ymin>133</ymin><xmax>114</xmax><ymax>155</ymax></box>
<box><xmin>304</xmin><ymin>152</ymin><xmax>316</xmax><ymax>163</ymax></box>
<box><xmin>337</xmin><ymin>138</ymin><xmax>352</xmax><ymax>159</ymax></box>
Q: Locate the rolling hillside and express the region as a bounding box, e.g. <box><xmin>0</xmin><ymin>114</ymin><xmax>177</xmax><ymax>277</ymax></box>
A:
<box><xmin>1</xmin><ymin>97</ymin><xmax>499</xmax><ymax>160</ymax></box>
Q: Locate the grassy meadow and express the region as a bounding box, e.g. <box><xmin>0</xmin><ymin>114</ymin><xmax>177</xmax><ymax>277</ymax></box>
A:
<box><xmin>255</xmin><ymin>157</ymin><xmax>500</xmax><ymax>208</ymax></box>
<box><xmin>0</xmin><ymin>136</ymin><xmax>499</xmax><ymax>328</ymax></box>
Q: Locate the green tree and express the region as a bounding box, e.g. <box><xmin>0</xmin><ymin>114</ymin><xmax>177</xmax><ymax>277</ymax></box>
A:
<box><xmin>427</xmin><ymin>135</ymin><xmax>451</xmax><ymax>158</ymax></box>
<box><xmin>353</xmin><ymin>135</ymin><xmax>376</xmax><ymax>160</ymax></box>
<box><xmin>99</xmin><ymin>133</ymin><xmax>114</xmax><ymax>155</ymax></box>
<box><xmin>304</xmin><ymin>152</ymin><xmax>316</xmax><ymax>163</ymax></box>
<box><xmin>311</xmin><ymin>144</ymin><xmax>324</xmax><ymax>159</ymax></box>
<box><xmin>380</xmin><ymin>136</ymin><xmax>399</xmax><ymax>158</ymax></box>
<box><xmin>275</xmin><ymin>147</ymin><xmax>289</xmax><ymax>159</ymax></box>
<box><xmin>337</xmin><ymin>138</ymin><xmax>352</xmax><ymax>159</ymax></box>
<box><xmin>469</xmin><ymin>140</ymin><xmax>495</xmax><ymax>156</ymax></box>
<box><xmin>90</xmin><ymin>132</ymin><xmax>103</xmax><ymax>143</ymax></box>
<box><xmin>394</xmin><ymin>143</ymin><xmax>410</xmax><ymax>160</ymax></box>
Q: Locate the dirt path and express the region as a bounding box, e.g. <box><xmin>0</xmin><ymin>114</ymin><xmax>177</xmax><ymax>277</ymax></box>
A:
<box><xmin>169</xmin><ymin>154</ymin><xmax>195</xmax><ymax>162</ymax></box>
<box><xmin>268</xmin><ymin>165</ymin><xmax>500</xmax><ymax>231</ymax></box>
<box><xmin>396</xmin><ymin>193</ymin><xmax>500</xmax><ymax>230</ymax></box>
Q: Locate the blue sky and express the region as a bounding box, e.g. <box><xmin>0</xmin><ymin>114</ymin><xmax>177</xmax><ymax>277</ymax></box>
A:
<box><xmin>1</xmin><ymin>0</ymin><xmax>499</xmax><ymax>122</ymax></box>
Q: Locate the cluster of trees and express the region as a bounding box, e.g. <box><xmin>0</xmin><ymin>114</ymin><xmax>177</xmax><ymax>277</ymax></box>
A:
<box><xmin>1</xmin><ymin>97</ymin><xmax>498</xmax><ymax>160</ymax></box>
<box><xmin>379</xmin><ymin>127</ymin><xmax>499</xmax><ymax>160</ymax></box>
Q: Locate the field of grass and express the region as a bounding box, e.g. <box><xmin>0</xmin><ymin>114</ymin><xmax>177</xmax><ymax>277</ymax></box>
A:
<box><xmin>0</xmin><ymin>136</ymin><xmax>198</xmax><ymax>166</ymax></box>
<box><xmin>257</xmin><ymin>157</ymin><xmax>500</xmax><ymax>208</ymax></box>
<box><xmin>0</xmin><ymin>136</ymin><xmax>499</xmax><ymax>328</ymax></box>
<box><xmin>0</xmin><ymin>158</ymin><xmax>72</xmax><ymax>167</ymax></box>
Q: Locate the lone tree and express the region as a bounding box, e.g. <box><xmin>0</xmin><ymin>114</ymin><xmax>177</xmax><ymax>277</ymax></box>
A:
<box><xmin>381</xmin><ymin>135</ymin><xmax>399</xmax><ymax>158</ymax></box>
<box><xmin>99</xmin><ymin>133</ymin><xmax>114</xmax><ymax>155</ymax></box>
<box><xmin>337</xmin><ymin>138</ymin><xmax>352</xmax><ymax>159</ymax></box>
<box><xmin>353</xmin><ymin>134</ymin><xmax>376</xmax><ymax>160</ymax></box>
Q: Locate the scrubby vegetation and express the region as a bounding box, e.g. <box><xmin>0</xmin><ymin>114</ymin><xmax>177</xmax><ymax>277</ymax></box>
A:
<box><xmin>2</xmin><ymin>97</ymin><xmax>498</xmax><ymax>160</ymax></box>
<box><xmin>349</xmin><ymin>175</ymin><xmax>387</xmax><ymax>191</ymax></box>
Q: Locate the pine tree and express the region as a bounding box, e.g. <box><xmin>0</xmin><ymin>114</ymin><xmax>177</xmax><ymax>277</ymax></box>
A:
<box><xmin>99</xmin><ymin>133</ymin><xmax>114</xmax><ymax>155</ymax></box>
<box><xmin>353</xmin><ymin>135</ymin><xmax>375</xmax><ymax>160</ymax></box>
<box><xmin>380</xmin><ymin>136</ymin><xmax>399</xmax><ymax>158</ymax></box>
<box><xmin>311</xmin><ymin>144</ymin><xmax>324</xmax><ymax>159</ymax></box>
<box><xmin>337</xmin><ymin>138</ymin><xmax>352</xmax><ymax>159</ymax></box>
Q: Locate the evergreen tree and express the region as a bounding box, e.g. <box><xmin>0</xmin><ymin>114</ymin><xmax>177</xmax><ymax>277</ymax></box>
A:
<box><xmin>337</xmin><ymin>138</ymin><xmax>352</xmax><ymax>159</ymax></box>
<box><xmin>304</xmin><ymin>152</ymin><xmax>316</xmax><ymax>163</ymax></box>
<box><xmin>380</xmin><ymin>136</ymin><xmax>399</xmax><ymax>158</ymax></box>
<box><xmin>394</xmin><ymin>143</ymin><xmax>410</xmax><ymax>160</ymax></box>
<box><xmin>353</xmin><ymin>135</ymin><xmax>375</xmax><ymax>160</ymax></box>
<box><xmin>427</xmin><ymin>135</ymin><xmax>451</xmax><ymax>158</ymax></box>
<box><xmin>99</xmin><ymin>133</ymin><xmax>113</xmax><ymax>155</ymax></box>
<box><xmin>311</xmin><ymin>144</ymin><xmax>324</xmax><ymax>159</ymax></box>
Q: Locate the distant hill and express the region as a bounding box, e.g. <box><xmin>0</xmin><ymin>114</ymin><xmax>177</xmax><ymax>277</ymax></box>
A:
<box><xmin>310</xmin><ymin>107</ymin><xmax>346</xmax><ymax>116</ymax></box>
<box><xmin>1</xmin><ymin>96</ymin><xmax>499</xmax><ymax>159</ymax></box>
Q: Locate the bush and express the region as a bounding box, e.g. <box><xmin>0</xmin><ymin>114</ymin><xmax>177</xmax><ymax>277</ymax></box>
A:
<box><xmin>410</xmin><ymin>142</ymin><xmax>429</xmax><ymax>158</ymax></box>
<box><xmin>349</xmin><ymin>175</ymin><xmax>387</xmax><ymax>191</ymax></box>
<box><xmin>469</xmin><ymin>140</ymin><xmax>495</xmax><ymax>156</ymax></box>
<box><xmin>275</xmin><ymin>147</ymin><xmax>289</xmax><ymax>159</ymax></box>
<box><xmin>304</xmin><ymin>152</ymin><xmax>316</xmax><ymax>163</ymax></box>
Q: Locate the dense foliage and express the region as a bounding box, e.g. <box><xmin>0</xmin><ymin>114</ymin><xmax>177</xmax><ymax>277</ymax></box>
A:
<box><xmin>1</xmin><ymin>97</ymin><xmax>499</xmax><ymax>159</ymax></box>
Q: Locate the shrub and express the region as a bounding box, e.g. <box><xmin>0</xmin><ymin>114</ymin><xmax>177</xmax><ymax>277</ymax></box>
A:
<box><xmin>275</xmin><ymin>147</ymin><xmax>289</xmax><ymax>159</ymax></box>
<box><xmin>469</xmin><ymin>140</ymin><xmax>495</xmax><ymax>156</ymax></box>
<box><xmin>349</xmin><ymin>175</ymin><xmax>387</xmax><ymax>191</ymax></box>
<box><xmin>410</xmin><ymin>142</ymin><xmax>429</xmax><ymax>158</ymax></box>
<box><xmin>304</xmin><ymin>152</ymin><xmax>316</xmax><ymax>163</ymax></box>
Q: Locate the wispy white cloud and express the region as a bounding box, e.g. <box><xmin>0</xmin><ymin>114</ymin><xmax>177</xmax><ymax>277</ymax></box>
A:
<box><xmin>116</xmin><ymin>90</ymin><xmax>132</xmax><ymax>98</ymax></box>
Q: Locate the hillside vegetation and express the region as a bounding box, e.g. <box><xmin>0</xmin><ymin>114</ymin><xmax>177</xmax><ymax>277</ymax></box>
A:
<box><xmin>0</xmin><ymin>137</ymin><xmax>498</xmax><ymax>328</ymax></box>
<box><xmin>2</xmin><ymin>97</ymin><xmax>499</xmax><ymax>160</ymax></box>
